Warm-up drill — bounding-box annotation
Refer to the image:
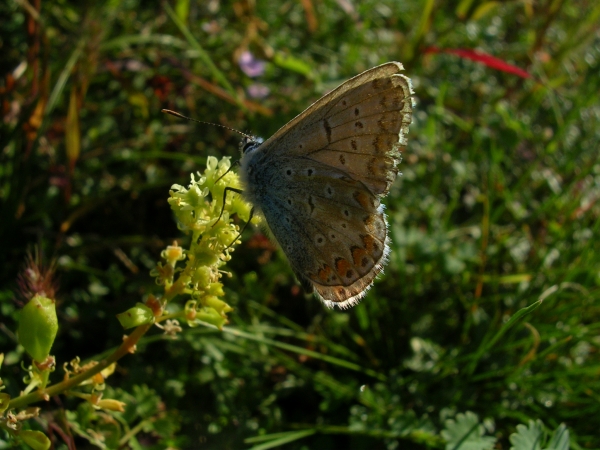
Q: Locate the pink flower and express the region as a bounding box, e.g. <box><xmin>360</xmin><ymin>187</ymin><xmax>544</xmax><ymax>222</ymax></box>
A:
<box><xmin>238</xmin><ymin>51</ymin><xmax>266</xmax><ymax>78</ymax></box>
<box><xmin>247</xmin><ymin>83</ymin><xmax>270</xmax><ymax>99</ymax></box>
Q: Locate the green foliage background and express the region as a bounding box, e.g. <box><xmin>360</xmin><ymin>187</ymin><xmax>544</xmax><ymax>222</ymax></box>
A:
<box><xmin>1</xmin><ymin>0</ymin><xmax>599</xmax><ymax>448</ymax></box>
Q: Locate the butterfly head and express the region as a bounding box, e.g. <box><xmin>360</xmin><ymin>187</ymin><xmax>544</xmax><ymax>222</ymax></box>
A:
<box><xmin>239</xmin><ymin>136</ymin><xmax>263</xmax><ymax>156</ymax></box>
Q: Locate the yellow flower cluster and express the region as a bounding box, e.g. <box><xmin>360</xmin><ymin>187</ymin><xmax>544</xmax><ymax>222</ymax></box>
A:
<box><xmin>155</xmin><ymin>156</ymin><xmax>258</xmax><ymax>329</ymax></box>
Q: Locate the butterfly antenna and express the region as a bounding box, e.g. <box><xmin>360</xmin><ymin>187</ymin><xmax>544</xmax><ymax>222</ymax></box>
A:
<box><xmin>161</xmin><ymin>109</ymin><xmax>255</xmax><ymax>141</ymax></box>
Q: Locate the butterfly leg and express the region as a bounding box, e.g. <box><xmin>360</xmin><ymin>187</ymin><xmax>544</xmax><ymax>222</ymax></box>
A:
<box><xmin>222</xmin><ymin>206</ymin><xmax>255</xmax><ymax>251</ymax></box>
<box><xmin>214</xmin><ymin>186</ymin><xmax>244</xmax><ymax>226</ymax></box>
<box><xmin>214</xmin><ymin>160</ymin><xmax>240</xmax><ymax>185</ymax></box>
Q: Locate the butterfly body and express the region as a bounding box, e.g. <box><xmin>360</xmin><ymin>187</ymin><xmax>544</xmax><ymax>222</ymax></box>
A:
<box><xmin>239</xmin><ymin>62</ymin><xmax>414</xmax><ymax>309</ymax></box>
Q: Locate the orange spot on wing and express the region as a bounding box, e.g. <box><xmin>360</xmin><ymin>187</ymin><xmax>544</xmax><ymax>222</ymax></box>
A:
<box><xmin>362</xmin><ymin>235</ymin><xmax>375</xmax><ymax>253</ymax></box>
<box><xmin>318</xmin><ymin>265</ymin><xmax>332</xmax><ymax>282</ymax></box>
<box><xmin>352</xmin><ymin>247</ymin><xmax>368</xmax><ymax>266</ymax></box>
<box><xmin>354</xmin><ymin>191</ymin><xmax>371</xmax><ymax>209</ymax></box>
<box><xmin>336</xmin><ymin>258</ymin><xmax>352</xmax><ymax>275</ymax></box>
<box><xmin>364</xmin><ymin>214</ymin><xmax>375</xmax><ymax>230</ymax></box>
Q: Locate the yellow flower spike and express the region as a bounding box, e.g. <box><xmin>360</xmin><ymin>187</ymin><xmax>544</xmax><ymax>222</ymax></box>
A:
<box><xmin>150</xmin><ymin>157</ymin><xmax>257</xmax><ymax>333</ymax></box>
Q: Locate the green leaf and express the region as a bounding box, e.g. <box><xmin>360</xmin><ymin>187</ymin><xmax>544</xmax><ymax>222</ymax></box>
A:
<box><xmin>0</xmin><ymin>393</ymin><xmax>11</xmax><ymax>413</ymax></box>
<box><xmin>547</xmin><ymin>424</ymin><xmax>569</xmax><ymax>450</ymax></box>
<box><xmin>441</xmin><ymin>411</ymin><xmax>496</xmax><ymax>450</ymax></box>
<box><xmin>509</xmin><ymin>420</ymin><xmax>570</xmax><ymax>450</ymax></box>
<box><xmin>510</xmin><ymin>420</ymin><xmax>543</xmax><ymax>450</ymax></box>
<box><xmin>20</xmin><ymin>430</ymin><xmax>51</xmax><ymax>450</ymax></box>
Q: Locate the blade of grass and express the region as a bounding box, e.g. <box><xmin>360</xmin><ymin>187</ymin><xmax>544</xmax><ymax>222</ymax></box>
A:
<box><xmin>246</xmin><ymin>429</ymin><xmax>316</xmax><ymax>450</ymax></box>
<box><xmin>46</xmin><ymin>39</ymin><xmax>84</xmax><ymax>117</ymax></box>
<box><xmin>222</xmin><ymin>327</ymin><xmax>387</xmax><ymax>381</ymax></box>
<box><xmin>163</xmin><ymin>2</ymin><xmax>244</xmax><ymax>111</ymax></box>
<box><xmin>464</xmin><ymin>298</ymin><xmax>543</xmax><ymax>375</ymax></box>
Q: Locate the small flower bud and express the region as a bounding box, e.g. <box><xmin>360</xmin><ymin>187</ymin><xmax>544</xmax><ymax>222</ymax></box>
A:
<box><xmin>190</xmin><ymin>266</ymin><xmax>211</xmax><ymax>287</ymax></box>
<box><xmin>196</xmin><ymin>307</ymin><xmax>227</xmax><ymax>330</ymax></box>
<box><xmin>18</xmin><ymin>295</ymin><xmax>58</xmax><ymax>363</ymax></box>
<box><xmin>97</xmin><ymin>398</ymin><xmax>126</xmax><ymax>412</ymax></box>
<box><xmin>207</xmin><ymin>283</ymin><xmax>225</xmax><ymax>297</ymax></box>
<box><xmin>116</xmin><ymin>303</ymin><xmax>154</xmax><ymax>329</ymax></box>
<box><xmin>203</xmin><ymin>296</ymin><xmax>233</xmax><ymax>316</ymax></box>
<box><xmin>184</xmin><ymin>300</ymin><xmax>198</xmax><ymax>319</ymax></box>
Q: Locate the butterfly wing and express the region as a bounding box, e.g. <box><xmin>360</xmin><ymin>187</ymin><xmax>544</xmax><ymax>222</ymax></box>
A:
<box><xmin>240</xmin><ymin>62</ymin><xmax>414</xmax><ymax>309</ymax></box>
<box><xmin>254</xmin><ymin>159</ymin><xmax>391</xmax><ymax>309</ymax></box>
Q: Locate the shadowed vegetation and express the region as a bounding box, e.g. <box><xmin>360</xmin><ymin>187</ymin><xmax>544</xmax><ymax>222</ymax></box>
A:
<box><xmin>1</xmin><ymin>0</ymin><xmax>599</xmax><ymax>448</ymax></box>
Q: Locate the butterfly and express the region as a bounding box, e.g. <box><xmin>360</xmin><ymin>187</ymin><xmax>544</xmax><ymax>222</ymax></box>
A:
<box><xmin>237</xmin><ymin>62</ymin><xmax>414</xmax><ymax>309</ymax></box>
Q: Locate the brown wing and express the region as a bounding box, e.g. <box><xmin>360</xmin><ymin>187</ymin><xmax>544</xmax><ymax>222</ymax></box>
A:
<box><xmin>242</xmin><ymin>62</ymin><xmax>414</xmax><ymax>308</ymax></box>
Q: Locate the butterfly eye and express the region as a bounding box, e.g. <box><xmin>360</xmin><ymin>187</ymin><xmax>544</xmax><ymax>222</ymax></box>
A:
<box><xmin>240</xmin><ymin>137</ymin><xmax>262</xmax><ymax>154</ymax></box>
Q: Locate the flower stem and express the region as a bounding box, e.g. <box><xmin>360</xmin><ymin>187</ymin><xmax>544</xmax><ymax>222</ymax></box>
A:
<box><xmin>8</xmin><ymin>323</ymin><xmax>153</xmax><ymax>410</ymax></box>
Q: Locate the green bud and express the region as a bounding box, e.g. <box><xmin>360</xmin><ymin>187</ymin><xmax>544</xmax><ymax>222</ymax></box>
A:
<box><xmin>190</xmin><ymin>265</ymin><xmax>211</xmax><ymax>287</ymax></box>
<box><xmin>191</xmin><ymin>248</ymin><xmax>220</xmax><ymax>267</ymax></box>
<box><xmin>116</xmin><ymin>303</ymin><xmax>154</xmax><ymax>329</ymax></box>
<box><xmin>196</xmin><ymin>307</ymin><xmax>227</xmax><ymax>330</ymax></box>
<box><xmin>20</xmin><ymin>430</ymin><xmax>51</xmax><ymax>450</ymax></box>
<box><xmin>18</xmin><ymin>295</ymin><xmax>58</xmax><ymax>363</ymax></box>
<box><xmin>207</xmin><ymin>283</ymin><xmax>225</xmax><ymax>297</ymax></box>
<box><xmin>203</xmin><ymin>296</ymin><xmax>233</xmax><ymax>316</ymax></box>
